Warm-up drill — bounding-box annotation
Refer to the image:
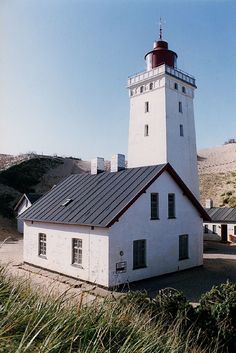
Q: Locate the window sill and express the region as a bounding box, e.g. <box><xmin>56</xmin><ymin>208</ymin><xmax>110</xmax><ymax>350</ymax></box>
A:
<box><xmin>179</xmin><ymin>257</ymin><xmax>189</xmax><ymax>261</ymax></box>
<box><xmin>150</xmin><ymin>218</ymin><xmax>159</xmax><ymax>220</ymax></box>
<box><xmin>38</xmin><ymin>255</ymin><xmax>47</xmax><ymax>260</ymax></box>
<box><xmin>71</xmin><ymin>263</ymin><xmax>83</xmax><ymax>269</ymax></box>
<box><xmin>168</xmin><ymin>217</ymin><xmax>176</xmax><ymax>219</ymax></box>
<box><xmin>133</xmin><ymin>266</ymin><xmax>147</xmax><ymax>270</ymax></box>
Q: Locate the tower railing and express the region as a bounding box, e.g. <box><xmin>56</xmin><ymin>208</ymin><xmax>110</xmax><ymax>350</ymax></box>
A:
<box><xmin>128</xmin><ymin>64</ymin><xmax>196</xmax><ymax>87</ymax></box>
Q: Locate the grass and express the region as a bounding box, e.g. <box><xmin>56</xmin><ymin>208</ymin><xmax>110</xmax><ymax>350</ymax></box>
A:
<box><xmin>0</xmin><ymin>267</ymin><xmax>228</xmax><ymax>353</ymax></box>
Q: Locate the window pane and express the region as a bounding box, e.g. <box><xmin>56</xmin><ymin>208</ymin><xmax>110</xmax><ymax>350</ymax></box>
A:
<box><xmin>151</xmin><ymin>193</ymin><xmax>159</xmax><ymax>219</ymax></box>
<box><xmin>72</xmin><ymin>238</ymin><xmax>82</xmax><ymax>265</ymax></box>
<box><xmin>168</xmin><ymin>193</ymin><xmax>175</xmax><ymax>218</ymax></box>
<box><xmin>179</xmin><ymin>234</ymin><xmax>188</xmax><ymax>260</ymax></box>
<box><xmin>180</xmin><ymin>124</ymin><xmax>184</xmax><ymax>136</ymax></box>
<box><xmin>39</xmin><ymin>233</ymin><xmax>46</xmax><ymax>256</ymax></box>
<box><xmin>133</xmin><ymin>240</ymin><xmax>146</xmax><ymax>269</ymax></box>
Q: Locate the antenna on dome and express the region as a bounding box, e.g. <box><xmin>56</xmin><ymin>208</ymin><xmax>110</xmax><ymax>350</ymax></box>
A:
<box><xmin>159</xmin><ymin>17</ymin><xmax>166</xmax><ymax>40</ymax></box>
<box><xmin>159</xmin><ymin>17</ymin><xmax>163</xmax><ymax>40</ymax></box>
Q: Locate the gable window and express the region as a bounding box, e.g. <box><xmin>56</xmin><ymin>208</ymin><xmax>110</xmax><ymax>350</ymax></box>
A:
<box><xmin>180</xmin><ymin>124</ymin><xmax>184</xmax><ymax>137</ymax></box>
<box><xmin>39</xmin><ymin>233</ymin><xmax>46</xmax><ymax>257</ymax></box>
<box><xmin>149</xmin><ymin>82</ymin><xmax>153</xmax><ymax>90</ymax></box>
<box><xmin>178</xmin><ymin>101</ymin><xmax>183</xmax><ymax>113</ymax></box>
<box><xmin>212</xmin><ymin>225</ymin><xmax>217</xmax><ymax>234</ymax></box>
<box><xmin>179</xmin><ymin>234</ymin><xmax>189</xmax><ymax>260</ymax></box>
<box><xmin>168</xmin><ymin>193</ymin><xmax>176</xmax><ymax>219</ymax></box>
<box><xmin>204</xmin><ymin>225</ymin><xmax>208</xmax><ymax>233</ymax></box>
<box><xmin>182</xmin><ymin>86</ymin><xmax>186</xmax><ymax>93</ymax></box>
<box><xmin>174</xmin><ymin>82</ymin><xmax>178</xmax><ymax>90</ymax></box>
<box><xmin>151</xmin><ymin>193</ymin><xmax>159</xmax><ymax>219</ymax></box>
<box><xmin>145</xmin><ymin>101</ymin><xmax>149</xmax><ymax>113</ymax></box>
<box><xmin>144</xmin><ymin>124</ymin><xmax>149</xmax><ymax>136</ymax></box>
<box><xmin>133</xmin><ymin>239</ymin><xmax>146</xmax><ymax>269</ymax></box>
<box><xmin>72</xmin><ymin>239</ymin><xmax>82</xmax><ymax>266</ymax></box>
<box><xmin>234</xmin><ymin>226</ymin><xmax>236</xmax><ymax>235</ymax></box>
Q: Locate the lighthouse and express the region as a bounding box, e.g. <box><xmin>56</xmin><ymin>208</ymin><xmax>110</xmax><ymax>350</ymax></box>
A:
<box><xmin>127</xmin><ymin>29</ymin><xmax>199</xmax><ymax>198</ymax></box>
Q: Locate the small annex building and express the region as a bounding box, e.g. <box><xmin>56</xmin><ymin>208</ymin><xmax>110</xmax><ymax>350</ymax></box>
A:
<box><xmin>204</xmin><ymin>200</ymin><xmax>236</xmax><ymax>243</ymax></box>
<box><xmin>21</xmin><ymin>163</ymin><xmax>209</xmax><ymax>288</ymax></box>
<box><xmin>14</xmin><ymin>193</ymin><xmax>42</xmax><ymax>233</ymax></box>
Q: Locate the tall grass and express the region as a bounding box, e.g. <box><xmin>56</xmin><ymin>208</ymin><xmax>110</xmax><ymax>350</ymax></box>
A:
<box><xmin>0</xmin><ymin>267</ymin><xmax>224</xmax><ymax>353</ymax></box>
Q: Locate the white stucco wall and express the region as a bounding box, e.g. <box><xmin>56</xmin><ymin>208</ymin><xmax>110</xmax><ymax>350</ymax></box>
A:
<box><xmin>127</xmin><ymin>68</ymin><xmax>199</xmax><ymax>199</ymax></box>
<box><xmin>203</xmin><ymin>222</ymin><xmax>236</xmax><ymax>242</ymax></box>
<box><xmin>17</xmin><ymin>198</ymin><xmax>32</xmax><ymax>233</ymax></box>
<box><xmin>23</xmin><ymin>222</ymin><xmax>109</xmax><ymax>287</ymax></box>
<box><xmin>108</xmin><ymin>171</ymin><xmax>203</xmax><ymax>287</ymax></box>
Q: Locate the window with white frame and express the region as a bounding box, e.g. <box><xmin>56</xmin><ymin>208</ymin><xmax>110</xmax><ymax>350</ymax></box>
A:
<box><xmin>72</xmin><ymin>238</ymin><xmax>82</xmax><ymax>265</ymax></box>
<box><xmin>133</xmin><ymin>239</ymin><xmax>146</xmax><ymax>269</ymax></box>
<box><xmin>179</xmin><ymin>234</ymin><xmax>189</xmax><ymax>260</ymax></box>
<box><xmin>145</xmin><ymin>101</ymin><xmax>149</xmax><ymax>113</ymax></box>
<box><xmin>168</xmin><ymin>193</ymin><xmax>176</xmax><ymax>218</ymax></box>
<box><xmin>38</xmin><ymin>233</ymin><xmax>46</xmax><ymax>257</ymax></box>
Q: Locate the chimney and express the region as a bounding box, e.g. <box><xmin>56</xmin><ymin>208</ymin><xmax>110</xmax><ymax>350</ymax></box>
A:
<box><xmin>91</xmin><ymin>157</ymin><xmax>105</xmax><ymax>175</ymax></box>
<box><xmin>205</xmin><ymin>199</ymin><xmax>213</xmax><ymax>209</ymax></box>
<box><xmin>111</xmin><ymin>154</ymin><xmax>125</xmax><ymax>172</ymax></box>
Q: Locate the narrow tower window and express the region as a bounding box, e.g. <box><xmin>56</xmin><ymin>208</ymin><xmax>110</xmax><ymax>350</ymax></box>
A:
<box><xmin>182</xmin><ymin>86</ymin><xmax>186</xmax><ymax>93</ymax></box>
<box><xmin>180</xmin><ymin>124</ymin><xmax>184</xmax><ymax>136</ymax></box>
<box><xmin>144</xmin><ymin>125</ymin><xmax>149</xmax><ymax>136</ymax></box>
<box><xmin>149</xmin><ymin>82</ymin><xmax>153</xmax><ymax>90</ymax></box>
<box><xmin>178</xmin><ymin>101</ymin><xmax>183</xmax><ymax>113</ymax></box>
<box><xmin>174</xmin><ymin>83</ymin><xmax>178</xmax><ymax>90</ymax></box>
<box><xmin>145</xmin><ymin>101</ymin><xmax>149</xmax><ymax>113</ymax></box>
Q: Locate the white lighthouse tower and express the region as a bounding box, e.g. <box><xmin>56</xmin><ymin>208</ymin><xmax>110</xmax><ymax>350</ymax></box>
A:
<box><xmin>127</xmin><ymin>29</ymin><xmax>199</xmax><ymax>198</ymax></box>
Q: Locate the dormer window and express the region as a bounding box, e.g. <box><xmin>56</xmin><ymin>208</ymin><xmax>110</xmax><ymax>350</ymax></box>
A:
<box><xmin>61</xmin><ymin>198</ymin><xmax>73</xmax><ymax>207</ymax></box>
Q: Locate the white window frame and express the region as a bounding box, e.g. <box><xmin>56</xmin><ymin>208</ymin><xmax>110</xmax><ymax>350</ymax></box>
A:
<box><xmin>72</xmin><ymin>238</ymin><xmax>82</xmax><ymax>266</ymax></box>
<box><xmin>38</xmin><ymin>233</ymin><xmax>47</xmax><ymax>257</ymax></box>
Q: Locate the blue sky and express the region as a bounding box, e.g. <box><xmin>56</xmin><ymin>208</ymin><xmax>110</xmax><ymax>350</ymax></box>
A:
<box><xmin>0</xmin><ymin>0</ymin><xmax>236</xmax><ymax>160</ymax></box>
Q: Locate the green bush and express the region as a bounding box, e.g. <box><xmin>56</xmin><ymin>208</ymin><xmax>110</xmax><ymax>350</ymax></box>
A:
<box><xmin>198</xmin><ymin>281</ymin><xmax>236</xmax><ymax>350</ymax></box>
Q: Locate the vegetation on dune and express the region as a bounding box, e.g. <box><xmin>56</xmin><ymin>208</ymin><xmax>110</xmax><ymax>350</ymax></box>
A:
<box><xmin>0</xmin><ymin>157</ymin><xmax>63</xmax><ymax>219</ymax></box>
<box><xmin>0</xmin><ymin>267</ymin><xmax>235</xmax><ymax>353</ymax></box>
<box><xmin>0</xmin><ymin>157</ymin><xmax>63</xmax><ymax>194</ymax></box>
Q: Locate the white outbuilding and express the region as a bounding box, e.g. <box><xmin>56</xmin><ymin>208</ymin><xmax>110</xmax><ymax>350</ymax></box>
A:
<box><xmin>14</xmin><ymin>193</ymin><xmax>42</xmax><ymax>233</ymax></box>
<box><xmin>21</xmin><ymin>163</ymin><xmax>209</xmax><ymax>288</ymax></box>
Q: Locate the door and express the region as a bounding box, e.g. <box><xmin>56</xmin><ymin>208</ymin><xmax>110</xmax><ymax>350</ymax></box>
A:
<box><xmin>221</xmin><ymin>224</ymin><xmax>228</xmax><ymax>242</ymax></box>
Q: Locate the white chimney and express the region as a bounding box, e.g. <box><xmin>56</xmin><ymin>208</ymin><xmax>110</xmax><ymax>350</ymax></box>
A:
<box><xmin>91</xmin><ymin>157</ymin><xmax>105</xmax><ymax>175</ymax></box>
<box><xmin>111</xmin><ymin>154</ymin><xmax>125</xmax><ymax>172</ymax></box>
<box><xmin>205</xmin><ymin>199</ymin><xmax>213</xmax><ymax>209</ymax></box>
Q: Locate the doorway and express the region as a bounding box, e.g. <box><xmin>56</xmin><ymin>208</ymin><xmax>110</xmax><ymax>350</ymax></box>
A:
<box><xmin>221</xmin><ymin>224</ymin><xmax>228</xmax><ymax>242</ymax></box>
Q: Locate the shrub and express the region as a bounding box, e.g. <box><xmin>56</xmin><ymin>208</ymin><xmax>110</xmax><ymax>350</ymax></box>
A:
<box><xmin>197</xmin><ymin>281</ymin><xmax>236</xmax><ymax>350</ymax></box>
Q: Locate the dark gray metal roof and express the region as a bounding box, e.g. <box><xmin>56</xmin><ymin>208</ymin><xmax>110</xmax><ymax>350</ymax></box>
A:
<box><xmin>205</xmin><ymin>207</ymin><xmax>236</xmax><ymax>223</ymax></box>
<box><xmin>21</xmin><ymin>165</ymin><xmax>166</xmax><ymax>227</ymax></box>
<box><xmin>20</xmin><ymin>163</ymin><xmax>209</xmax><ymax>227</ymax></box>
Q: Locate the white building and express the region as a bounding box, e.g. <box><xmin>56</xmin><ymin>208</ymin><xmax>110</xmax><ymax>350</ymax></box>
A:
<box><xmin>127</xmin><ymin>37</ymin><xmax>199</xmax><ymax>198</ymax></box>
<box><xmin>21</xmin><ymin>32</ymin><xmax>208</xmax><ymax>288</ymax></box>
<box><xmin>204</xmin><ymin>199</ymin><xmax>236</xmax><ymax>242</ymax></box>
<box><xmin>14</xmin><ymin>193</ymin><xmax>42</xmax><ymax>233</ymax></box>
<box><xmin>21</xmin><ymin>163</ymin><xmax>208</xmax><ymax>288</ymax></box>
